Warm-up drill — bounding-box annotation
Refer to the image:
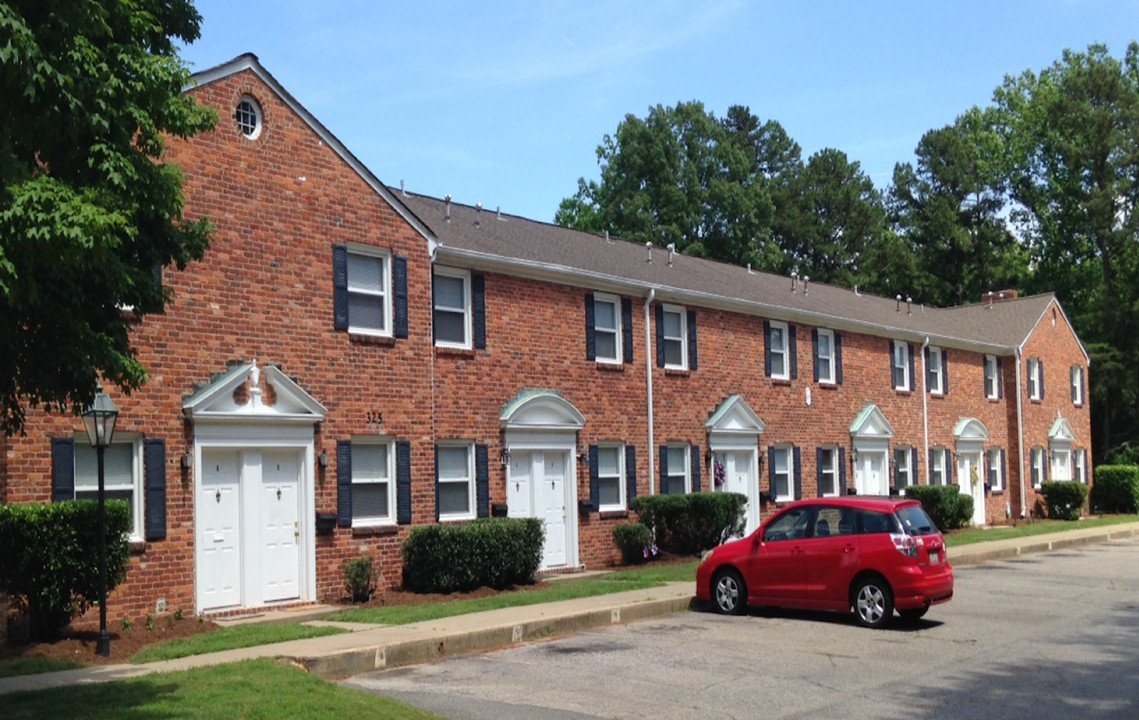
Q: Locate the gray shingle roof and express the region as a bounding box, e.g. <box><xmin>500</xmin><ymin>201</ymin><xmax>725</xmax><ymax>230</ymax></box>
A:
<box><xmin>395</xmin><ymin>190</ymin><xmax>1063</xmax><ymax>356</ymax></box>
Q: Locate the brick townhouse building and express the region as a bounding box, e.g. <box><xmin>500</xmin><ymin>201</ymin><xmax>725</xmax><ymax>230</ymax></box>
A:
<box><xmin>0</xmin><ymin>55</ymin><xmax>1092</xmax><ymax>621</ymax></box>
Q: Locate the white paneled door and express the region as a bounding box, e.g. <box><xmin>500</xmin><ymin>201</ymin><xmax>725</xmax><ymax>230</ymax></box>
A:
<box><xmin>199</xmin><ymin>450</ymin><xmax>242</xmax><ymax>610</ymax></box>
<box><xmin>509</xmin><ymin>450</ymin><xmax>570</xmax><ymax>569</ymax></box>
<box><xmin>260</xmin><ymin>450</ymin><xmax>301</xmax><ymax>603</ymax></box>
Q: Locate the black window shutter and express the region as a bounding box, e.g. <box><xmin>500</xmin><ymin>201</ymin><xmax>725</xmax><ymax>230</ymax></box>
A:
<box><xmin>911</xmin><ymin>448</ymin><xmax>919</xmax><ymax>486</ymax></box>
<box><xmin>687</xmin><ymin>310</ymin><xmax>698</xmax><ymax>370</ymax></box>
<box><xmin>1081</xmin><ymin>367</ymin><xmax>1087</xmax><ymax>406</ymax></box>
<box><xmin>472</xmin><ymin>273</ymin><xmax>486</xmax><ymax>349</ymax></box>
<box><xmin>945</xmin><ymin>449</ymin><xmax>954</xmax><ymax>482</ymax></box>
<box><xmin>816</xmin><ymin>447</ymin><xmax>824</xmax><ymax>497</ymax></box>
<box><xmin>430</xmin><ymin>270</ymin><xmax>437</xmax><ymax>343</ymax></box>
<box><xmin>585</xmin><ymin>294</ymin><xmax>596</xmax><ymax>361</ymax></box>
<box><xmin>337</xmin><ymin>440</ymin><xmax>352</xmax><ymax>527</ymax></box>
<box><xmin>764</xmin><ymin>321</ymin><xmax>773</xmax><ymax>376</ymax></box>
<box><xmin>1001</xmin><ymin>448</ymin><xmax>1008</xmax><ymax>487</ymax></box>
<box><xmin>890</xmin><ymin>342</ymin><xmax>899</xmax><ymax>388</ymax></box>
<box><xmin>51</xmin><ymin>436</ymin><xmax>75</xmax><ymax>503</ymax></box>
<box><xmin>908</xmin><ymin>344</ymin><xmax>915</xmax><ymax>390</ymax></box>
<box><xmin>768</xmin><ymin>445</ymin><xmax>776</xmax><ymax>494</ymax></box>
<box><xmin>691</xmin><ymin>444</ymin><xmax>701</xmax><ymax>492</ymax></box>
<box><xmin>812</xmin><ymin>328</ymin><xmax>820</xmax><ymax>382</ymax></box>
<box><xmin>332</xmin><ymin>244</ymin><xmax>349</xmax><ymax>330</ymax></box>
<box><xmin>396</xmin><ymin>440</ymin><xmax>412</xmax><ymax>525</ymax></box>
<box><xmin>434</xmin><ymin>445</ymin><xmax>441</xmax><ymax>521</ymax></box>
<box><xmin>793</xmin><ymin>446</ymin><xmax>802</xmax><ymax>500</ymax></box>
<box><xmin>928</xmin><ymin>447</ymin><xmax>935</xmax><ymax>483</ymax></box>
<box><xmin>394</xmin><ymin>255</ymin><xmax>409</xmax><ymax>339</ymax></box>
<box><xmin>789</xmin><ymin>325</ymin><xmax>798</xmax><ymax>379</ymax></box>
<box><xmin>625</xmin><ymin>445</ymin><xmax>637</xmax><ymax>506</ymax></box>
<box><xmin>588</xmin><ymin>445</ymin><xmax>600</xmax><ymax>510</ymax></box>
<box><xmin>835</xmin><ymin>333</ymin><xmax>844</xmax><ymax>384</ymax></box>
<box><xmin>924</xmin><ymin>346</ymin><xmax>932</xmax><ymax>390</ymax></box>
<box><xmin>1041</xmin><ymin>447</ymin><xmax>1048</xmax><ymax>482</ymax></box>
<box><xmin>659</xmin><ymin>445</ymin><xmax>668</xmax><ymax>492</ymax></box>
<box><xmin>654</xmin><ymin>304</ymin><xmax>665</xmax><ymax>368</ymax></box>
<box><xmin>997</xmin><ymin>357</ymin><xmax>1004</xmax><ymax>399</ymax></box>
<box><xmin>622</xmin><ymin>299</ymin><xmax>634</xmax><ymax>363</ymax></box>
<box><xmin>839</xmin><ymin>447</ymin><xmax>847</xmax><ymax>494</ymax></box>
<box><xmin>1039</xmin><ymin>360</ymin><xmax>1045</xmax><ymax>399</ymax></box>
<box><xmin>475</xmin><ymin>444</ymin><xmax>489</xmax><ymax>518</ymax></box>
<box><xmin>1070</xmin><ymin>367</ymin><xmax>1077</xmax><ymax>403</ymax></box>
<box><xmin>144</xmin><ymin>438</ymin><xmax>167</xmax><ymax>541</ymax></box>
<box><xmin>942</xmin><ymin>349</ymin><xmax>949</xmax><ymax>395</ymax></box>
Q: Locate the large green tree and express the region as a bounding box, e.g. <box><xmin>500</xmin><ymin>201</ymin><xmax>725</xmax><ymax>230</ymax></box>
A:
<box><xmin>993</xmin><ymin>42</ymin><xmax>1139</xmax><ymax>458</ymax></box>
<box><xmin>890</xmin><ymin>108</ymin><xmax>1029</xmax><ymax>307</ymax></box>
<box><xmin>0</xmin><ymin>0</ymin><xmax>215</xmax><ymax>435</ymax></box>
<box><xmin>555</xmin><ymin>102</ymin><xmax>793</xmax><ymax>268</ymax></box>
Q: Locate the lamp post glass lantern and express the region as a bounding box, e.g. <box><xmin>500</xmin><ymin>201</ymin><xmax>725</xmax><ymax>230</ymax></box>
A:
<box><xmin>82</xmin><ymin>384</ymin><xmax>118</xmax><ymax>657</ymax></box>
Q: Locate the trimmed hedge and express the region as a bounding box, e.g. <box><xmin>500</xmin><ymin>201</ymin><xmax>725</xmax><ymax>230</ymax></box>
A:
<box><xmin>401</xmin><ymin>518</ymin><xmax>544</xmax><ymax>594</ymax></box>
<box><xmin>1090</xmin><ymin>465</ymin><xmax>1139</xmax><ymax>514</ymax></box>
<box><xmin>1040</xmin><ymin>481</ymin><xmax>1089</xmax><ymax>521</ymax></box>
<box><xmin>902</xmin><ymin>485</ymin><xmax>973</xmax><ymax>531</ymax></box>
<box><xmin>631</xmin><ymin>492</ymin><xmax>747</xmax><ymax>554</ymax></box>
<box><xmin>0</xmin><ymin>500</ymin><xmax>131</xmax><ymax>641</ymax></box>
<box><xmin>613</xmin><ymin>522</ymin><xmax>654</xmax><ymax>564</ymax></box>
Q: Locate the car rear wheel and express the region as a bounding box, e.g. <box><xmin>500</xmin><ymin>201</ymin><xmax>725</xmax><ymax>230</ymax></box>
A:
<box><xmin>899</xmin><ymin>607</ymin><xmax>928</xmax><ymax>624</ymax></box>
<box><xmin>711</xmin><ymin>568</ymin><xmax>746</xmax><ymax>615</ymax></box>
<box><xmin>852</xmin><ymin>576</ymin><xmax>894</xmax><ymax>628</ymax></box>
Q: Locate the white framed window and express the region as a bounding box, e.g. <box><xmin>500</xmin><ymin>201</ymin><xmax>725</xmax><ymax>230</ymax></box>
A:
<box><xmin>1074</xmin><ymin>448</ymin><xmax>1088</xmax><ymax>483</ymax></box>
<box><xmin>597</xmin><ymin>444</ymin><xmax>626</xmax><ymax>510</ymax></box>
<box><xmin>771</xmin><ymin>446</ymin><xmax>793</xmax><ymax>502</ymax></box>
<box><xmin>930</xmin><ymin>447</ymin><xmax>948</xmax><ymax>486</ymax></box>
<box><xmin>661</xmin><ymin>305</ymin><xmax>687</xmax><ymax>370</ymax></box>
<box><xmin>437</xmin><ymin>443</ymin><xmax>475</xmax><ymax>520</ymax></box>
<box><xmin>818</xmin><ymin>446</ymin><xmax>839</xmax><ymax>497</ymax></box>
<box><xmin>816</xmin><ymin>329</ymin><xmax>835</xmax><ymax>384</ymax></box>
<box><xmin>75</xmin><ymin>434</ymin><xmax>144</xmax><ymax>540</ymax></box>
<box><xmin>351</xmin><ymin>439</ymin><xmax>395</xmax><ymax>526</ymax></box>
<box><xmin>1050</xmin><ymin>445</ymin><xmax>1071</xmax><ymax>482</ymax></box>
<box><xmin>1070</xmin><ymin>366</ymin><xmax>1084</xmax><ymax>406</ymax></box>
<box><xmin>985</xmin><ymin>355</ymin><xmax>1001</xmax><ymax>400</ymax></box>
<box><xmin>235</xmin><ymin>95</ymin><xmax>263</xmax><ymax>139</ymax></box>
<box><xmin>987</xmin><ymin>448</ymin><xmax>1005</xmax><ymax>492</ymax></box>
<box><xmin>892</xmin><ymin>341</ymin><xmax>911</xmax><ymax>391</ymax></box>
<box><xmin>346</xmin><ymin>245</ymin><xmax>391</xmax><ymax>336</ymax></box>
<box><xmin>663</xmin><ymin>444</ymin><xmax>690</xmax><ymax>495</ymax></box>
<box><xmin>1027</xmin><ymin>357</ymin><xmax>1043</xmax><ymax>401</ymax></box>
<box><xmin>433</xmin><ymin>268</ymin><xmax>471</xmax><ymax>348</ymax></box>
<box><xmin>593</xmin><ymin>294</ymin><xmax>622</xmax><ymax>364</ymax></box>
<box><xmin>1031</xmin><ymin>447</ymin><xmax>1045</xmax><ymax>488</ymax></box>
<box><xmin>928</xmin><ymin>346</ymin><xmax>945</xmax><ymax>395</ymax></box>
<box><xmin>769</xmin><ymin>321</ymin><xmax>790</xmax><ymax>380</ymax></box>
<box><xmin>895</xmin><ymin>447</ymin><xmax>914</xmax><ymax>488</ymax></box>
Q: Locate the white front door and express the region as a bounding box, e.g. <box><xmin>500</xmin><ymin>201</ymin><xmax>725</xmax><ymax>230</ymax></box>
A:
<box><xmin>712</xmin><ymin>450</ymin><xmax>758</xmax><ymax>536</ymax></box>
<box><xmin>260</xmin><ymin>450</ymin><xmax>301</xmax><ymax>603</ymax></box>
<box><xmin>199</xmin><ymin>450</ymin><xmax>242</xmax><ymax>610</ymax></box>
<box><xmin>509</xmin><ymin>450</ymin><xmax>570</xmax><ymax>569</ymax></box>
<box><xmin>856</xmin><ymin>451</ymin><xmax>888</xmax><ymax>496</ymax></box>
<box><xmin>957</xmin><ymin>452</ymin><xmax>986</xmax><ymax>525</ymax></box>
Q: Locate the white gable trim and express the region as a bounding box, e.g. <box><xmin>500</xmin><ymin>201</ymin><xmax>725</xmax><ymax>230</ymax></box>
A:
<box><xmin>1049</xmin><ymin>416</ymin><xmax>1076</xmax><ymax>442</ymax></box>
<box><xmin>183</xmin><ymin>361</ymin><xmax>326</xmax><ymax>425</ymax></box>
<box><xmin>705</xmin><ymin>395</ymin><xmax>766</xmax><ymax>436</ymax></box>
<box><xmin>953</xmin><ymin>417</ymin><xmax>990</xmax><ymax>441</ymax></box>
<box><xmin>500</xmin><ymin>390</ymin><xmax>586</xmax><ymax>431</ymax></box>
<box><xmin>849</xmin><ymin>403</ymin><xmax>895</xmax><ymax>439</ymax></box>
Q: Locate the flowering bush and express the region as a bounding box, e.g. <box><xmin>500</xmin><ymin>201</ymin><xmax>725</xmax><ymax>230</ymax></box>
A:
<box><xmin>714</xmin><ymin>461</ymin><xmax>726</xmax><ymax>488</ymax></box>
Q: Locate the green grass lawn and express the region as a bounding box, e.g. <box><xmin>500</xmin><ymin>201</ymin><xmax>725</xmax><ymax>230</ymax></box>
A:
<box><xmin>130</xmin><ymin>622</ymin><xmax>349</xmax><ymax>663</ymax></box>
<box><xmin>2</xmin><ymin>658</ymin><xmax>440</xmax><ymax>719</ymax></box>
<box><xmin>0</xmin><ymin>656</ymin><xmax>85</xmax><ymax>679</ymax></box>
<box><xmin>944</xmin><ymin>513</ymin><xmax>1138</xmax><ymax>546</ymax></box>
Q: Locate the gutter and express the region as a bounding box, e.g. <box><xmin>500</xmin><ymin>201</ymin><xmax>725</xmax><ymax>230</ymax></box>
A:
<box><xmin>921</xmin><ymin>336</ymin><xmax>930</xmax><ymax>484</ymax></box>
<box><xmin>645</xmin><ymin>288</ymin><xmax>657</xmax><ymax>495</ymax></box>
<box><xmin>1015</xmin><ymin>347</ymin><xmax>1027</xmax><ymax>517</ymax></box>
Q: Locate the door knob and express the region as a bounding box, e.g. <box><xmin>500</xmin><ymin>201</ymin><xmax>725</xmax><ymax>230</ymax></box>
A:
<box><xmin>215</xmin><ymin>489</ymin><xmax>221</xmax><ymax>503</ymax></box>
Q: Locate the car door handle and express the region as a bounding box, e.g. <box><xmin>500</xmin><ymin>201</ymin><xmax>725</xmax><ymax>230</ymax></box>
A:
<box><xmin>843</xmin><ymin>544</ymin><xmax>856</xmax><ymax>553</ymax></box>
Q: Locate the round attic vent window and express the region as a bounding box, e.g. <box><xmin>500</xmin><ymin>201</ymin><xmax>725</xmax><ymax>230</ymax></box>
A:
<box><xmin>235</xmin><ymin>96</ymin><xmax>262</xmax><ymax>139</ymax></box>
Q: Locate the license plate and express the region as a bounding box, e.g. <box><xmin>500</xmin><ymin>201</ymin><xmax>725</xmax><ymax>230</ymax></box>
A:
<box><xmin>929</xmin><ymin>551</ymin><xmax>940</xmax><ymax>564</ymax></box>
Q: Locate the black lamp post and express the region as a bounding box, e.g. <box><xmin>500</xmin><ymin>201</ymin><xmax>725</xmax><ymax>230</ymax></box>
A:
<box><xmin>82</xmin><ymin>383</ymin><xmax>118</xmax><ymax>657</ymax></box>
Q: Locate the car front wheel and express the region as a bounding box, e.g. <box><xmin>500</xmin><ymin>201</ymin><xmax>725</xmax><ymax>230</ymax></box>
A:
<box><xmin>711</xmin><ymin>568</ymin><xmax>746</xmax><ymax>615</ymax></box>
<box><xmin>852</xmin><ymin>576</ymin><xmax>894</xmax><ymax>628</ymax></box>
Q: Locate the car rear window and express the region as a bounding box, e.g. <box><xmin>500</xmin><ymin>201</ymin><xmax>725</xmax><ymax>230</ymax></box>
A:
<box><xmin>894</xmin><ymin>506</ymin><xmax>938</xmax><ymax>535</ymax></box>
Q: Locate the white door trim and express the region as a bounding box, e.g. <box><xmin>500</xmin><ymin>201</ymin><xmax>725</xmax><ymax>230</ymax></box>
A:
<box><xmin>504</xmin><ymin>431</ymin><xmax>579</xmax><ymax>570</ymax></box>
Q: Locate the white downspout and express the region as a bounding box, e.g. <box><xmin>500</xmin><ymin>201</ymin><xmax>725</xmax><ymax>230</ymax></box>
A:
<box><xmin>921</xmin><ymin>337</ymin><xmax>930</xmax><ymax>483</ymax></box>
<box><xmin>645</xmin><ymin>288</ymin><xmax>657</xmax><ymax>495</ymax></box>
<box><xmin>1015</xmin><ymin>348</ymin><xmax>1027</xmax><ymax>517</ymax></box>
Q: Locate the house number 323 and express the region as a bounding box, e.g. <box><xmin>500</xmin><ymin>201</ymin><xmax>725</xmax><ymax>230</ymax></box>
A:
<box><xmin>365</xmin><ymin>411</ymin><xmax>383</xmax><ymax>425</ymax></box>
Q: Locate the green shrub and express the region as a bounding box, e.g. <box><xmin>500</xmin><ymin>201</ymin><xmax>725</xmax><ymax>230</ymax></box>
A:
<box><xmin>401</xmin><ymin>518</ymin><xmax>544</xmax><ymax>594</ymax></box>
<box><xmin>0</xmin><ymin>500</ymin><xmax>130</xmax><ymax>641</ymax></box>
<box><xmin>613</xmin><ymin>522</ymin><xmax>654</xmax><ymax>564</ymax></box>
<box><xmin>342</xmin><ymin>556</ymin><xmax>378</xmax><ymax>603</ymax></box>
<box><xmin>903</xmin><ymin>485</ymin><xmax>973</xmax><ymax>531</ymax></box>
<box><xmin>1090</xmin><ymin>465</ymin><xmax>1139</xmax><ymax>513</ymax></box>
<box><xmin>1105</xmin><ymin>443</ymin><xmax>1139</xmax><ymax>466</ymax></box>
<box><xmin>631</xmin><ymin>492</ymin><xmax>747</xmax><ymax>554</ymax></box>
<box><xmin>1040</xmin><ymin>481</ymin><xmax>1089</xmax><ymax>521</ymax></box>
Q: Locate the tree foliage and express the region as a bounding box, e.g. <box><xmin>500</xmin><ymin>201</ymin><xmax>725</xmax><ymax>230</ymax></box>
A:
<box><xmin>0</xmin><ymin>0</ymin><xmax>216</xmax><ymax>435</ymax></box>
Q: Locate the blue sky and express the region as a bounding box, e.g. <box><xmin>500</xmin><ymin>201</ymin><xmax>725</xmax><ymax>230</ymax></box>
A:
<box><xmin>179</xmin><ymin>1</ymin><xmax>1139</xmax><ymax>223</ymax></box>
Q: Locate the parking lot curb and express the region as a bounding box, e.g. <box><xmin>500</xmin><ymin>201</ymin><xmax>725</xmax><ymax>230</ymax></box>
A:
<box><xmin>950</xmin><ymin>524</ymin><xmax>1139</xmax><ymax>566</ymax></box>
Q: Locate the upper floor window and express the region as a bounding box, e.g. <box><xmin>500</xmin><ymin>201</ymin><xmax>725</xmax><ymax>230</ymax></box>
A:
<box><xmin>892</xmin><ymin>341</ymin><xmax>912</xmax><ymax>391</ymax></box>
<box><xmin>596</xmin><ymin>444</ymin><xmax>627</xmax><ymax>510</ymax></box>
<box><xmin>895</xmin><ymin>446</ymin><xmax>915</xmax><ymax>488</ymax></box>
<box><xmin>235</xmin><ymin>95</ymin><xmax>263</xmax><ymax>139</ymax></box>
<box><xmin>436</xmin><ymin>443</ymin><xmax>475</xmax><ymax>520</ymax></box>
<box><xmin>591</xmin><ymin>294</ymin><xmax>622</xmax><ymax>364</ymax></box>
<box><xmin>351</xmin><ymin>439</ymin><xmax>395</xmax><ymax>526</ymax></box>
<box><xmin>1070</xmin><ymin>366</ymin><xmax>1084</xmax><ymax>406</ymax></box>
<box><xmin>927</xmin><ymin>346</ymin><xmax>946</xmax><ymax>395</ymax></box>
<box><xmin>1027</xmin><ymin>357</ymin><xmax>1043</xmax><ymax>401</ymax></box>
<box><xmin>659</xmin><ymin>304</ymin><xmax>689</xmax><ymax>370</ymax></box>
<box><xmin>346</xmin><ymin>246</ymin><xmax>391</xmax><ymax>336</ymax></box>
<box><xmin>662</xmin><ymin>444</ymin><xmax>690</xmax><ymax>494</ymax></box>
<box><xmin>985</xmin><ymin>354</ymin><xmax>1001</xmax><ymax>400</ymax></box>
<box><xmin>813</xmin><ymin>328</ymin><xmax>838</xmax><ymax>384</ymax></box>
<box><xmin>987</xmin><ymin>448</ymin><xmax>1006</xmax><ymax>493</ymax></box>
<box><xmin>433</xmin><ymin>268</ymin><xmax>471</xmax><ymax>348</ymax></box>
<box><xmin>817</xmin><ymin>446</ymin><xmax>839</xmax><ymax>497</ymax></box>
<box><xmin>766</xmin><ymin>321</ymin><xmax>791</xmax><ymax>380</ymax></box>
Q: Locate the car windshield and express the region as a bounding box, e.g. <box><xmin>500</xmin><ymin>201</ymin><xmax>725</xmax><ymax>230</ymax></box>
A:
<box><xmin>894</xmin><ymin>506</ymin><xmax>938</xmax><ymax>535</ymax></box>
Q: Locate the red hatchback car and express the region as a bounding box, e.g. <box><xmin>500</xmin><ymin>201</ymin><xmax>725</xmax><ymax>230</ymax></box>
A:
<box><xmin>695</xmin><ymin>496</ymin><xmax>954</xmax><ymax>628</ymax></box>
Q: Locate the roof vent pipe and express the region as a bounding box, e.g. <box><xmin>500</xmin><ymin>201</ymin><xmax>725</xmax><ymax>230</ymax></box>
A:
<box><xmin>646</xmin><ymin>242</ymin><xmax>653</xmax><ymax>263</ymax></box>
<box><xmin>400</xmin><ymin>180</ymin><xmax>406</xmax><ymax>196</ymax></box>
<box><xmin>987</xmin><ymin>290</ymin><xmax>994</xmax><ymax>308</ymax></box>
<box><xmin>667</xmin><ymin>243</ymin><xmax>676</xmax><ymax>266</ymax></box>
<box><xmin>496</xmin><ymin>206</ymin><xmax>501</xmax><ymax>220</ymax></box>
<box><xmin>791</xmin><ymin>272</ymin><xmax>798</xmax><ymax>292</ymax></box>
<box><xmin>445</xmin><ymin>194</ymin><xmax>451</xmax><ymax>223</ymax></box>
<box><xmin>896</xmin><ymin>294</ymin><xmax>902</xmax><ymax>312</ymax></box>
<box><xmin>854</xmin><ymin>285</ymin><xmax>861</xmax><ymax>297</ymax></box>
<box><xmin>907</xmin><ymin>296</ymin><xmax>913</xmax><ymax>314</ymax></box>
<box><xmin>803</xmin><ymin>275</ymin><xmax>810</xmax><ymax>295</ymax></box>
<box><xmin>475</xmin><ymin>202</ymin><xmax>482</xmax><ymax>229</ymax></box>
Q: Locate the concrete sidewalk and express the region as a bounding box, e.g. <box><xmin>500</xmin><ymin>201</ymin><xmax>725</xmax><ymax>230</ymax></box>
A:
<box><xmin>3</xmin><ymin>521</ymin><xmax>1138</xmax><ymax>695</ymax></box>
